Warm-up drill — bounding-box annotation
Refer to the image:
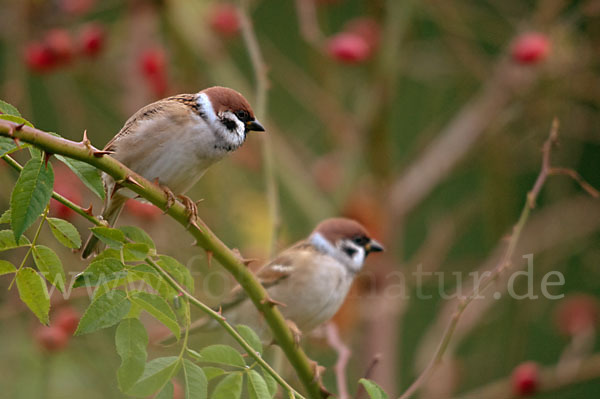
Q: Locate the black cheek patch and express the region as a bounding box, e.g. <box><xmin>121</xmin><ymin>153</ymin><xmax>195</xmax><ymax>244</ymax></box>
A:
<box><xmin>343</xmin><ymin>246</ymin><xmax>357</xmax><ymax>257</ymax></box>
<box><xmin>222</xmin><ymin>118</ymin><xmax>238</xmax><ymax>131</ymax></box>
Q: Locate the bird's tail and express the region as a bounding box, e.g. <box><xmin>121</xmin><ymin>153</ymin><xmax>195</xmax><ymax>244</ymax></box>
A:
<box><xmin>81</xmin><ymin>194</ymin><xmax>127</xmax><ymax>259</ymax></box>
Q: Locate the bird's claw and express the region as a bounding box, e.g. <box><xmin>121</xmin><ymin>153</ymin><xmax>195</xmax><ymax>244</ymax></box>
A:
<box><xmin>178</xmin><ymin>194</ymin><xmax>198</xmax><ymax>227</ymax></box>
<box><xmin>285</xmin><ymin>319</ymin><xmax>302</xmax><ymax>347</ymax></box>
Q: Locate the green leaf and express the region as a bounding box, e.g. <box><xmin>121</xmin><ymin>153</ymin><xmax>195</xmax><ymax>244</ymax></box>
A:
<box><xmin>32</xmin><ymin>245</ymin><xmax>66</xmax><ymax>293</ymax></box>
<box><xmin>0</xmin><ymin>99</ymin><xmax>22</xmax><ymax>116</ymax></box>
<box><xmin>55</xmin><ymin>155</ymin><xmax>105</xmax><ymax>199</ymax></box>
<box><xmin>0</xmin><ymin>209</ymin><xmax>10</xmax><ymax>224</ymax></box>
<box><xmin>0</xmin><ymin>260</ymin><xmax>16</xmax><ymax>275</ymax></box>
<box><xmin>0</xmin><ymin>229</ymin><xmax>31</xmax><ymax>251</ymax></box>
<box><xmin>10</xmin><ymin>157</ymin><xmax>53</xmax><ymax>242</ymax></box>
<box><xmin>0</xmin><ymin>136</ymin><xmax>29</xmax><ymax>157</ymax></box>
<box><xmin>212</xmin><ymin>373</ymin><xmax>243</xmax><ymax>399</ymax></box>
<box><xmin>116</xmin><ymin>318</ymin><xmax>148</xmax><ymax>392</ymax></box>
<box><xmin>261</xmin><ymin>368</ymin><xmax>278</xmax><ymax>398</ymax></box>
<box><xmin>199</xmin><ymin>345</ymin><xmax>246</xmax><ymax>368</ymax></box>
<box><xmin>46</xmin><ymin>217</ymin><xmax>81</xmax><ymax>249</ymax></box>
<box><xmin>155</xmin><ymin>382</ymin><xmax>173</xmax><ymax>399</ymax></box>
<box><xmin>247</xmin><ymin>369</ymin><xmax>270</xmax><ymax>399</ymax></box>
<box><xmin>236</xmin><ymin>325</ymin><xmax>263</xmax><ymax>355</ymax></box>
<box><xmin>119</xmin><ymin>226</ymin><xmax>155</xmax><ymax>250</ymax></box>
<box><xmin>16</xmin><ymin>267</ymin><xmax>50</xmax><ymax>325</ymax></box>
<box><xmin>182</xmin><ymin>359</ymin><xmax>207</xmax><ymax>399</ymax></box>
<box><xmin>359</xmin><ymin>379</ymin><xmax>388</xmax><ymax>399</ymax></box>
<box><xmin>122</xmin><ymin>243</ymin><xmax>149</xmax><ymax>261</ymax></box>
<box><xmin>90</xmin><ymin>226</ymin><xmax>126</xmax><ymax>249</ymax></box>
<box><xmin>0</xmin><ymin>114</ymin><xmax>33</xmax><ymax>127</ymax></box>
<box><xmin>157</xmin><ymin>255</ymin><xmax>194</xmax><ymax>293</ymax></box>
<box><xmin>130</xmin><ymin>270</ymin><xmax>177</xmax><ymax>304</ymax></box>
<box><xmin>73</xmin><ymin>258</ymin><xmax>126</xmax><ymax>288</ymax></box>
<box><xmin>202</xmin><ymin>367</ymin><xmax>225</xmax><ymax>381</ymax></box>
<box><xmin>75</xmin><ymin>290</ymin><xmax>131</xmax><ymax>335</ymax></box>
<box><xmin>126</xmin><ymin>356</ymin><xmax>180</xmax><ymax>397</ymax></box>
<box><xmin>131</xmin><ymin>292</ymin><xmax>180</xmax><ymax>340</ymax></box>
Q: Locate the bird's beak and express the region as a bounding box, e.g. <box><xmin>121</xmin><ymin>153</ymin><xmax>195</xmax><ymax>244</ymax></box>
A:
<box><xmin>246</xmin><ymin>119</ymin><xmax>265</xmax><ymax>132</ymax></box>
<box><xmin>365</xmin><ymin>239</ymin><xmax>384</xmax><ymax>254</ymax></box>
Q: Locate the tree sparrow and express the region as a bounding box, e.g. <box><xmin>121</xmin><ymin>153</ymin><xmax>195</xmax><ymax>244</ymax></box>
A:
<box><xmin>82</xmin><ymin>86</ymin><xmax>264</xmax><ymax>258</ymax></box>
<box><xmin>191</xmin><ymin>217</ymin><xmax>384</xmax><ymax>343</ymax></box>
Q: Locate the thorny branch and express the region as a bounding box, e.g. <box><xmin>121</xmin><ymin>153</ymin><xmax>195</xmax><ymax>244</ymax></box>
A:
<box><xmin>397</xmin><ymin>118</ymin><xmax>599</xmax><ymax>399</ymax></box>
<box><xmin>0</xmin><ymin>120</ymin><xmax>323</xmax><ymax>399</ymax></box>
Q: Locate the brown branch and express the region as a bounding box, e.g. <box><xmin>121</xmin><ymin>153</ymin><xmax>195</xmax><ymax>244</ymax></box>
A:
<box><xmin>325</xmin><ymin>323</ymin><xmax>351</xmax><ymax>399</ymax></box>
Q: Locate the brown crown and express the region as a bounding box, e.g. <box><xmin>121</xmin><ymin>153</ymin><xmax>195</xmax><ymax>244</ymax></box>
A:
<box><xmin>313</xmin><ymin>217</ymin><xmax>370</xmax><ymax>243</ymax></box>
<box><xmin>202</xmin><ymin>86</ymin><xmax>255</xmax><ymax>118</ymax></box>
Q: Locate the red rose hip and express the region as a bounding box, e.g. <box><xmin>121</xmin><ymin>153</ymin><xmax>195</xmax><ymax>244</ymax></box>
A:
<box><xmin>511</xmin><ymin>32</ymin><xmax>550</xmax><ymax>65</ymax></box>
<box><xmin>511</xmin><ymin>362</ymin><xmax>540</xmax><ymax>396</ymax></box>
<box><xmin>54</xmin><ymin>306</ymin><xmax>81</xmax><ymax>335</ymax></box>
<box><xmin>209</xmin><ymin>3</ymin><xmax>240</xmax><ymax>37</ymax></box>
<box><xmin>79</xmin><ymin>23</ymin><xmax>105</xmax><ymax>57</ymax></box>
<box><xmin>326</xmin><ymin>32</ymin><xmax>371</xmax><ymax>64</ymax></box>
<box><xmin>34</xmin><ymin>326</ymin><xmax>69</xmax><ymax>352</ymax></box>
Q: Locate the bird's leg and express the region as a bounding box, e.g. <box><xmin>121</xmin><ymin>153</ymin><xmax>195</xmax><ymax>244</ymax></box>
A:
<box><xmin>177</xmin><ymin>194</ymin><xmax>199</xmax><ymax>227</ymax></box>
<box><xmin>285</xmin><ymin>319</ymin><xmax>302</xmax><ymax>347</ymax></box>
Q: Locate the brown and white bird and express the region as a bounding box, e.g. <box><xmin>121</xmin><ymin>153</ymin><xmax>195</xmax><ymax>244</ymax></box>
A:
<box><xmin>82</xmin><ymin>86</ymin><xmax>264</xmax><ymax>258</ymax></box>
<box><xmin>190</xmin><ymin>217</ymin><xmax>384</xmax><ymax>343</ymax></box>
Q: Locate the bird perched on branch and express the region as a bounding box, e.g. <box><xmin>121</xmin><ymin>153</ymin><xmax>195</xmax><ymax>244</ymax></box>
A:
<box><xmin>82</xmin><ymin>86</ymin><xmax>264</xmax><ymax>259</ymax></box>
<box><xmin>182</xmin><ymin>217</ymin><xmax>384</xmax><ymax>343</ymax></box>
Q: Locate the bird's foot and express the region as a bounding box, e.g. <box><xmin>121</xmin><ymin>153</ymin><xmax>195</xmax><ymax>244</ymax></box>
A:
<box><xmin>285</xmin><ymin>319</ymin><xmax>302</xmax><ymax>347</ymax></box>
<box><xmin>177</xmin><ymin>194</ymin><xmax>198</xmax><ymax>228</ymax></box>
<box><xmin>156</xmin><ymin>183</ymin><xmax>176</xmax><ymax>212</ymax></box>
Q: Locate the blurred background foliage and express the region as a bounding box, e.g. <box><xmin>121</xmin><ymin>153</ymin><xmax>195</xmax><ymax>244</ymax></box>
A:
<box><xmin>1</xmin><ymin>0</ymin><xmax>599</xmax><ymax>398</ymax></box>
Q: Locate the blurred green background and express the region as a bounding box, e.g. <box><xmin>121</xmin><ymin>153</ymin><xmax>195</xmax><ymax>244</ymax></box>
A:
<box><xmin>1</xmin><ymin>0</ymin><xmax>599</xmax><ymax>398</ymax></box>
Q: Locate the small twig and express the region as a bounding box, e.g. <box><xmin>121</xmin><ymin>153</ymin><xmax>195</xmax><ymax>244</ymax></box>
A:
<box><xmin>294</xmin><ymin>0</ymin><xmax>324</xmax><ymax>48</ymax></box>
<box><xmin>354</xmin><ymin>354</ymin><xmax>381</xmax><ymax>399</ymax></box>
<box><xmin>325</xmin><ymin>323</ymin><xmax>351</xmax><ymax>399</ymax></box>
<box><xmin>549</xmin><ymin>167</ymin><xmax>600</xmax><ymax>198</ymax></box>
<box><xmin>238</xmin><ymin>0</ymin><xmax>281</xmax><ymax>257</ymax></box>
<box><xmin>397</xmin><ymin>119</ymin><xmax>598</xmax><ymax>399</ymax></box>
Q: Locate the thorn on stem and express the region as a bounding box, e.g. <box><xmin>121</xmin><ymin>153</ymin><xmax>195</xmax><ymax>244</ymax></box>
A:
<box><xmin>15</xmin><ymin>123</ymin><xmax>25</xmax><ymax>131</ymax></box>
<box><xmin>124</xmin><ymin>175</ymin><xmax>144</xmax><ymax>189</ymax></box>
<box><xmin>83</xmin><ymin>203</ymin><xmax>94</xmax><ymax>216</ymax></box>
<box><xmin>43</xmin><ymin>152</ymin><xmax>53</xmax><ymax>167</ymax></box>
<box><xmin>261</xmin><ymin>296</ymin><xmax>287</xmax><ymax>308</ymax></box>
<box><xmin>92</xmin><ymin>150</ymin><xmax>114</xmax><ymax>157</ymax></box>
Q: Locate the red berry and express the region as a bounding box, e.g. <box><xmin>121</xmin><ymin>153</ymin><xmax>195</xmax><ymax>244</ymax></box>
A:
<box><xmin>79</xmin><ymin>23</ymin><xmax>105</xmax><ymax>57</ymax></box>
<box><xmin>209</xmin><ymin>3</ymin><xmax>240</xmax><ymax>37</ymax></box>
<box><xmin>45</xmin><ymin>29</ymin><xmax>74</xmax><ymax>65</ymax></box>
<box><xmin>140</xmin><ymin>48</ymin><xmax>168</xmax><ymax>97</ymax></box>
<box><xmin>54</xmin><ymin>307</ymin><xmax>80</xmax><ymax>335</ymax></box>
<box><xmin>511</xmin><ymin>32</ymin><xmax>550</xmax><ymax>65</ymax></box>
<box><xmin>172</xmin><ymin>380</ymin><xmax>184</xmax><ymax>399</ymax></box>
<box><xmin>511</xmin><ymin>362</ymin><xmax>539</xmax><ymax>396</ymax></box>
<box><xmin>125</xmin><ymin>199</ymin><xmax>162</xmax><ymax>221</ymax></box>
<box><xmin>34</xmin><ymin>326</ymin><xmax>69</xmax><ymax>352</ymax></box>
<box><xmin>326</xmin><ymin>32</ymin><xmax>371</xmax><ymax>64</ymax></box>
<box><xmin>51</xmin><ymin>165</ymin><xmax>83</xmax><ymax>220</ymax></box>
<box><xmin>554</xmin><ymin>294</ymin><xmax>599</xmax><ymax>336</ymax></box>
<box><xmin>24</xmin><ymin>42</ymin><xmax>57</xmax><ymax>73</ymax></box>
<box><xmin>59</xmin><ymin>0</ymin><xmax>96</xmax><ymax>15</ymax></box>
<box><xmin>344</xmin><ymin>17</ymin><xmax>381</xmax><ymax>51</ymax></box>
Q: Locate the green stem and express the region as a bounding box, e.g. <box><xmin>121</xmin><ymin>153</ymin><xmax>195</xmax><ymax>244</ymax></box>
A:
<box><xmin>0</xmin><ymin>120</ymin><xmax>318</xmax><ymax>397</ymax></box>
<box><xmin>145</xmin><ymin>257</ymin><xmax>305</xmax><ymax>399</ymax></box>
<box><xmin>8</xmin><ymin>206</ymin><xmax>48</xmax><ymax>290</ymax></box>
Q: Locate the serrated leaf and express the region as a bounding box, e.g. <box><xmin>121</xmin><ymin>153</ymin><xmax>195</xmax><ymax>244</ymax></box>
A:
<box><xmin>0</xmin><ymin>260</ymin><xmax>16</xmax><ymax>275</ymax></box>
<box><xmin>94</xmin><ymin>248</ymin><xmax>122</xmax><ymax>260</ymax></box>
<box><xmin>32</xmin><ymin>245</ymin><xmax>66</xmax><ymax>293</ymax></box>
<box><xmin>212</xmin><ymin>373</ymin><xmax>243</xmax><ymax>399</ymax></box>
<box><xmin>236</xmin><ymin>325</ymin><xmax>263</xmax><ymax>355</ymax></box>
<box><xmin>199</xmin><ymin>345</ymin><xmax>246</xmax><ymax>368</ymax></box>
<box><xmin>247</xmin><ymin>369</ymin><xmax>270</xmax><ymax>399</ymax></box>
<box><xmin>0</xmin><ymin>229</ymin><xmax>31</xmax><ymax>251</ymax></box>
<box><xmin>116</xmin><ymin>318</ymin><xmax>148</xmax><ymax>392</ymax></box>
<box><xmin>202</xmin><ymin>366</ymin><xmax>225</xmax><ymax>381</ymax></box>
<box><xmin>0</xmin><ymin>210</ymin><xmax>10</xmax><ymax>224</ymax></box>
<box><xmin>75</xmin><ymin>290</ymin><xmax>131</xmax><ymax>335</ymax></box>
<box><xmin>46</xmin><ymin>217</ymin><xmax>81</xmax><ymax>249</ymax></box>
<box><xmin>16</xmin><ymin>267</ymin><xmax>50</xmax><ymax>325</ymax></box>
<box><xmin>261</xmin><ymin>368</ymin><xmax>278</xmax><ymax>398</ymax></box>
<box><xmin>0</xmin><ymin>137</ymin><xmax>21</xmax><ymax>157</ymax></box>
<box><xmin>156</xmin><ymin>255</ymin><xmax>194</xmax><ymax>293</ymax></box>
<box><xmin>10</xmin><ymin>157</ymin><xmax>53</xmax><ymax>242</ymax></box>
<box><xmin>130</xmin><ymin>270</ymin><xmax>177</xmax><ymax>304</ymax></box>
<box><xmin>0</xmin><ymin>99</ymin><xmax>22</xmax><ymax>116</ymax></box>
<box><xmin>182</xmin><ymin>359</ymin><xmax>207</xmax><ymax>399</ymax></box>
<box><xmin>359</xmin><ymin>379</ymin><xmax>388</xmax><ymax>399</ymax></box>
<box><xmin>131</xmin><ymin>292</ymin><xmax>180</xmax><ymax>340</ymax></box>
<box><xmin>119</xmin><ymin>226</ymin><xmax>155</xmax><ymax>250</ymax></box>
<box><xmin>55</xmin><ymin>155</ymin><xmax>105</xmax><ymax>199</ymax></box>
<box><xmin>122</xmin><ymin>243</ymin><xmax>149</xmax><ymax>261</ymax></box>
<box><xmin>90</xmin><ymin>226</ymin><xmax>126</xmax><ymax>249</ymax></box>
<box><xmin>126</xmin><ymin>356</ymin><xmax>180</xmax><ymax>397</ymax></box>
<box><xmin>155</xmin><ymin>382</ymin><xmax>173</xmax><ymax>399</ymax></box>
<box><xmin>73</xmin><ymin>258</ymin><xmax>126</xmax><ymax>288</ymax></box>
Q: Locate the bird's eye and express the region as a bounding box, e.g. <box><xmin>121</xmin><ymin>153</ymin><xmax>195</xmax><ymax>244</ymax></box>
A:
<box><xmin>235</xmin><ymin>110</ymin><xmax>249</xmax><ymax>121</ymax></box>
<box><xmin>353</xmin><ymin>236</ymin><xmax>368</xmax><ymax>246</ymax></box>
